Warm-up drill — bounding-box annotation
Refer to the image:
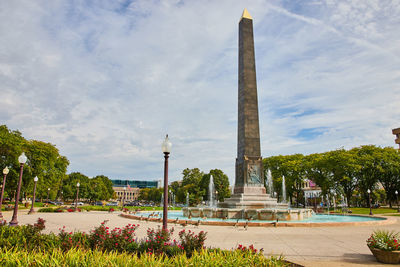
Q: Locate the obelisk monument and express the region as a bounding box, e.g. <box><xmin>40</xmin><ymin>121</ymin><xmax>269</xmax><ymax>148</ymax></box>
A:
<box><xmin>234</xmin><ymin>8</ymin><xmax>264</xmax><ymax>194</ymax></box>
<box><xmin>219</xmin><ymin>9</ymin><xmax>284</xmax><ymax>209</ymax></box>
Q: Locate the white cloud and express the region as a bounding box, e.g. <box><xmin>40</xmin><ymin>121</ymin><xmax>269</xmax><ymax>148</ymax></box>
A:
<box><xmin>1</xmin><ymin>0</ymin><xmax>399</xmax><ymax>185</ymax></box>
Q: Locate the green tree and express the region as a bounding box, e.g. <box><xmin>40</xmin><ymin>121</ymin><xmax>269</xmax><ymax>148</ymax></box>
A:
<box><xmin>375</xmin><ymin>147</ymin><xmax>400</xmax><ymax>207</ymax></box>
<box><xmin>61</xmin><ymin>172</ymin><xmax>89</xmax><ymax>201</ymax></box>
<box><xmin>353</xmin><ymin>145</ymin><xmax>381</xmax><ymax>206</ymax></box>
<box><xmin>199</xmin><ymin>169</ymin><xmax>231</xmax><ymax>202</ymax></box>
<box><xmin>0</xmin><ymin>125</ymin><xmax>28</xmax><ymax>199</ymax></box>
<box><xmin>0</xmin><ymin>125</ymin><xmax>69</xmax><ymax>202</ymax></box>
<box><xmin>181</xmin><ymin>168</ymin><xmax>205</xmax><ymax>205</ymax></box>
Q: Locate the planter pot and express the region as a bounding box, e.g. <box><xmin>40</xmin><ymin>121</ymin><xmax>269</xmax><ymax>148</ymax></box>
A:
<box><xmin>369</xmin><ymin>247</ymin><xmax>400</xmax><ymax>264</ymax></box>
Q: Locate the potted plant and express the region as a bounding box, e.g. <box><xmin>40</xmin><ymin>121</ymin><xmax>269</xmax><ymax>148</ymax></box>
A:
<box><xmin>367</xmin><ymin>230</ymin><xmax>400</xmax><ymax>264</ymax></box>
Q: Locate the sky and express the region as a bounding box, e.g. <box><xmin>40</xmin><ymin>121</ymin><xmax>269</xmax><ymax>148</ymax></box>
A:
<box><xmin>1</xmin><ymin>0</ymin><xmax>399</xmax><ymax>185</ymax></box>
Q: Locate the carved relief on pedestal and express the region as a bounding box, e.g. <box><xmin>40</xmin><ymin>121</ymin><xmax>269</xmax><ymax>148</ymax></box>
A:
<box><xmin>247</xmin><ymin>164</ymin><xmax>261</xmax><ymax>184</ymax></box>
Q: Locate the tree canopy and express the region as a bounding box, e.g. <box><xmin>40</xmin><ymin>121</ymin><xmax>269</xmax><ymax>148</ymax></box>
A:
<box><xmin>263</xmin><ymin>145</ymin><xmax>400</xmax><ymax>207</ymax></box>
<box><xmin>0</xmin><ymin>125</ymin><xmax>114</xmax><ymax>202</ymax></box>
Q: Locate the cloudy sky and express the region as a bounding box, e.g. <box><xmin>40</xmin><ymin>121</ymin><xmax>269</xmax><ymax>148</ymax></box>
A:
<box><xmin>1</xmin><ymin>0</ymin><xmax>399</xmax><ymax>184</ymax></box>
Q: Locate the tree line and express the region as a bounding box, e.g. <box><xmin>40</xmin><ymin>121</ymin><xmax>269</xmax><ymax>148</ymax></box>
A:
<box><xmin>139</xmin><ymin>168</ymin><xmax>231</xmax><ymax>206</ymax></box>
<box><xmin>0</xmin><ymin>125</ymin><xmax>113</xmax><ymax>202</ymax></box>
<box><xmin>263</xmin><ymin>145</ymin><xmax>400</xmax><ymax>208</ymax></box>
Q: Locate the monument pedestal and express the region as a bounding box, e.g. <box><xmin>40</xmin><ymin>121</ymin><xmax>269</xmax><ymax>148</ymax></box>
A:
<box><xmin>218</xmin><ymin>186</ymin><xmax>288</xmax><ymax>209</ymax></box>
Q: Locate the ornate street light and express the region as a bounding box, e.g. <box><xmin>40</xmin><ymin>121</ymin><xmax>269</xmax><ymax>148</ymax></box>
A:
<box><xmin>123</xmin><ymin>186</ymin><xmax>126</xmax><ymax>209</ymax></box>
<box><xmin>10</xmin><ymin>152</ymin><xmax>27</xmax><ymax>226</ymax></box>
<box><xmin>367</xmin><ymin>189</ymin><xmax>372</xmax><ymax>215</ymax></box>
<box><xmin>29</xmin><ymin>176</ymin><xmax>38</xmax><ymax>214</ymax></box>
<box><xmin>396</xmin><ymin>190</ymin><xmax>399</xmax><ymax>212</ymax></box>
<box><xmin>161</xmin><ymin>134</ymin><xmax>171</xmax><ymax>230</ymax></box>
<box><xmin>0</xmin><ymin>167</ymin><xmax>10</xmax><ymax>219</ymax></box>
<box><xmin>75</xmin><ymin>182</ymin><xmax>80</xmax><ymax>210</ymax></box>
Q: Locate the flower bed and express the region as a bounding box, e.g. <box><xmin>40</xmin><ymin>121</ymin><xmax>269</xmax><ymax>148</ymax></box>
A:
<box><xmin>0</xmin><ymin>218</ymin><xmax>288</xmax><ymax>265</ymax></box>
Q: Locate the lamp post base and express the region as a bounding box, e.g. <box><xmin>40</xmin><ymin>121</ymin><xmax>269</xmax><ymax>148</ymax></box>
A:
<box><xmin>28</xmin><ymin>209</ymin><xmax>35</xmax><ymax>214</ymax></box>
<box><xmin>9</xmin><ymin>220</ymin><xmax>18</xmax><ymax>226</ymax></box>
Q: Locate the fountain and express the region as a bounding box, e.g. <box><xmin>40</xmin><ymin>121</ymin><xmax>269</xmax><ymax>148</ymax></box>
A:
<box><xmin>186</xmin><ymin>192</ymin><xmax>189</xmax><ymax>207</ymax></box>
<box><xmin>208</xmin><ymin>175</ymin><xmax>215</xmax><ymax>207</ymax></box>
<box><xmin>266</xmin><ymin>169</ymin><xmax>273</xmax><ymax>195</ymax></box>
<box><xmin>282</xmin><ymin>175</ymin><xmax>286</xmax><ymax>203</ymax></box>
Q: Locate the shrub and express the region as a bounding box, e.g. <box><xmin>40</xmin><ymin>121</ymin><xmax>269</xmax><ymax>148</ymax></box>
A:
<box><xmin>140</xmin><ymin>227</ymin><xmax>180</xmax><ymax>256</ymax></box>
<box><xmin>88</xmin><ymin>221</ymin><xmax>138</xmax><ymax>252</ymax></box>
<box><xmin>33</xmin><ymin>218</ymin><xmax>46</xmax><ymax>231</ymax></box>
<box><xmin>178</xmin><ymin>229</ymin><xmax>207</xmax><ymax>257</ymax></box>
<box><xmin>38</xmin><ymin>207</ymin><xmax>55</xmax><ymax>212</ymax></box>
<box><xmin>67</xmin><ymin>208</ymin><xmax>81</xmax><ymax>212</ymax></box>
<box><xmin>236</xmin><ymin>244</ymin><xmax>262</xmax><ymax>254</ymax></box>
<box><xmin>367</xmin><ymin>230</ymin><xmax>400</xmax><ymax>251</ymax></box>
<box><xmin>58</xmin><ymin>228</ymin><xmax>89</xmax><ymax>251</ymax></box>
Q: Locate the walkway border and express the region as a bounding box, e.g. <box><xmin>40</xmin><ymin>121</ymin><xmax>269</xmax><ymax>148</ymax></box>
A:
<box><xmin>119</xmin><ymin>212</ymin><xmax>396</xmax><ymax>227</ymax></box>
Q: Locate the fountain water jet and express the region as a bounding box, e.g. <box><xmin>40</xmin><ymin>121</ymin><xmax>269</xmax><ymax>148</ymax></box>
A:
<box><xmin>282</xmin><ymin>175</ymin><xmax>286</xmax><ymax>203</ymax></box>
<box><xmin>266</xmin><ymin>169</ymin><xmax>273</xmax><ymax>195</ymax></box>
<box><xmin>208</xmin><ymin>175</ymin><xmax>215</xmax><ymax>207</ymax></box>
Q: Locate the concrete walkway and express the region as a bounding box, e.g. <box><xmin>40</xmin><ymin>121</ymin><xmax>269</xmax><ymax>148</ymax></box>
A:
<box><xmin>2</xmin><ymin>210</ymin><xmax>399</xmax><ymax>266</ymax></box>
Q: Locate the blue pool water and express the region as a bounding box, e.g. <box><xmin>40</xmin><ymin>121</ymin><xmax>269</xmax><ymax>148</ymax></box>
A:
<box><xmin>140</xmin><ymin>211</ymin><xmax>385</xmax><ymax>223</ymax></box>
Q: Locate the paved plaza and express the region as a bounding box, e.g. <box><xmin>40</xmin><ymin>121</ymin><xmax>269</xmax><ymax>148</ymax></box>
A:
<box><xmin>2</xmin><ymin>210</ymin><xmax>399</xmax><ymax>266</ymax></box>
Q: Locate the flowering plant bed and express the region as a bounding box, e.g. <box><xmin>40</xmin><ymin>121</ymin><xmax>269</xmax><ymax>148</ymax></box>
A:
<box><xmin>367</xmin><ymin>230</ymin><xmax>400</xmax><ymax>263</ymax></box>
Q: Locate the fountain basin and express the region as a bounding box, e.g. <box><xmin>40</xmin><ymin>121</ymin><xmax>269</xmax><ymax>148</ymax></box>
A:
<box><xmin>120</xmin><ymin>211</ymin><xmax>393</xmax><ymax>227</ymax></box>
<box><xmin>182</xmin><ymin>207</ymin><xmax>313</xmax><ymax>221</ymax></box>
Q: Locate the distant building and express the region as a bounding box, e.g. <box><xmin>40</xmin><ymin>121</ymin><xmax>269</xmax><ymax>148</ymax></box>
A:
<box><xmin>111</xmin><ymin>179</ymin><xmax>160</xmax><ymax>202</ymax></box>
<box><xmin>392</xmin><ymin>128</ymin><xmax>400</xmax><ymax>149</ymax></box>
<box><xmin>301</xmin><ymin>179</ymin><xmax>322</xmax><ymax>207</ymax></box>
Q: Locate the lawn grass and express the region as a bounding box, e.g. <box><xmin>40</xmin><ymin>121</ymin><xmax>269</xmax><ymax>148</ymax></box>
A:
<box><xmin>328</xmin><ymin>207</ymin><xmax>399</xmax><ymax>214</ymax></box>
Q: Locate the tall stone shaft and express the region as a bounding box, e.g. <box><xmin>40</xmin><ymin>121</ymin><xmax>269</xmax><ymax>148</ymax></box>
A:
<box><xmin>235</xmin><ymin>9</ymin><xmax>264</xmax><ymax>192</ymax></box>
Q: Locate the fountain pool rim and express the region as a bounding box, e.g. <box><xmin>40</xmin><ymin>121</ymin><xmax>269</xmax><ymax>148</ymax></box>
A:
<box><xmin>120</xmin><ymin>211</ymin><xmax>395</xmax><ymax>227</ymax></box>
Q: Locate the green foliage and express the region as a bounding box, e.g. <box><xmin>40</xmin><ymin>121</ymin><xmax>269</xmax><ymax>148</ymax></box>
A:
<box><xmin>263</xmin><ymin>145</ymin><xmax>400</xmax><ymax>208</ymax></box>
<box><xmin>0</xmin><ymin>247</ymin><xmax>289</xmax><ymax>266</ymax></box>
<box><xmin>367</xmin><ymin>230</ymin><xmax>400</xmax><ymax>251</ymax></box>
<box><xmin>88</xmin><ymin>221</ymin><xmax>138</xmax><ymax>252</ymax></box>
<box><xmin>38</xmin><ymin>207</ymin><xmax>56</xmax><ymax>213</ymax></box>
<box><xmin>0</xmin><ymin>125</ymin><xmax>69</xmax><ymax>201</ymax></box>
<box><xmin>138</xmin><ymin>187</ymin><xmax>163</xmax><ymax>203</ymax></box>
<box><xmin>181</xmin><ymin>168</ymin><xmax>205</xmax><ymax>205</ymax></box>
<box><xmin>0</xmin><ymin>218</ymin><xmax>209</xmax><ymax>259</ymax></box>
<box><xmin>346</xmin><ymin>207</ymin><xmax>398</xmax><ymax>214</ymax></box>
<box><xmin>178</xmin><ymin>229</ymin><xmax>207</xmax><ymax>257</ymax></box>
<box><xmin>61</xmin><ymin>172</ymin><xmax>114</xmax><ymax>202</ymax></box>
<box><xmin>0</xmin><ymin>125</ymin><xmax>114</xmax><ymax>204</ymax></box>
<box><xmin>199</xmin><ymin>169</ymin><xmax>231</xmax><ymax>202</ymax></box>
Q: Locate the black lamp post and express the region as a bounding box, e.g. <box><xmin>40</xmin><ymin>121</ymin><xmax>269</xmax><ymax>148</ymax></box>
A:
<box><xmin>28</xmin><ymin>176</ymin><xmax>38</xmax><ymax>214</ymax></box>
<box><xmin>396</xmin><ymin>190</ymin><xmax>399</xmax><ymax>212</ymax></box>
<box><xmin>75</xmin><ymin>182</ymin><xmax>80</xmax><ymax>210</ymax></box>
<box><xmin>0</xmin><ymin>167</ymin><xmax>9</xmax><ymax>219</ymax></box>
<box><xmin>161</xmin><ymin>135</ymin><xmax>171</xmax><ymax>231</ymax></box>
<box><xmin>10</xmin><ymin>152</ymin><xmax>27</xmax><ymax>226</ymax></box>
<box><xmin>367</xmin><ymin>189</ymin><xmax>372</xmax><ymax>215</ymax></box>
